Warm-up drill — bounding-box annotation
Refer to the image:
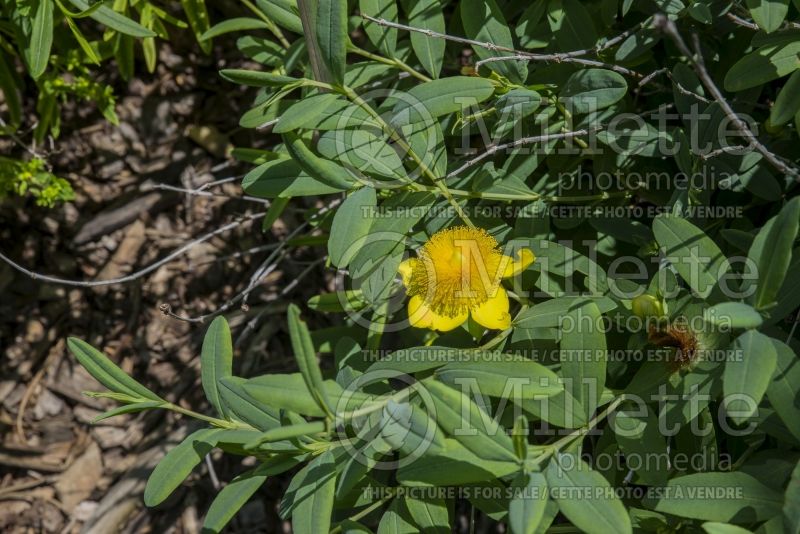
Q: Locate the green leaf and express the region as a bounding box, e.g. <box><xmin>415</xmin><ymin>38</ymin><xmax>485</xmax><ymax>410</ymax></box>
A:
<box><xmin>508</xmin><ymin>471</ymin><xmax>548</xmax><ymax>534</ymax></box>
<box><xmin>243</xmin><ymin>157</ymin><xmax>348</xmax><ymax>198</ymax></box>
<box><xmin>611</xmin><ymin>406</ymin><xmax>669</xmax><ymax>486</ymax></box>
<box><xmin>218</xmin><ymin>376</ymin><xmax>281</xmax><ymax>430</ymax></box>
<box><xmin>315</xmin><ymin>0</ymin><xmax>348</xmax><ymax>84</ymax></box>
<box><xmin>559</xmin><ymin>68</ymin><xmax>628</xmax><ymax>114</ymax></box>
<box><xmin>560</xmin><ymin>302</ymin><xmax>606</xmax><ymax>421</ymax></box>
<box><xmin>145</xmin><ymin>428</ymin><xmax>225</xmax><ymax>506</ymax></box>
<box><xmin>241</xmin><ymin>373</ymin><xmax>372</xmax><ymax>416</ymax></box>
<box><xmin>770</xmin><ymin>69</ymin><xmax>800</xmax><ymax>125</ymax></box>
<box><xmin>292</xmin><ymin>461</ymin><xmax>337</xmax><ymax>534</ymax></box>
<box><xmin>328</xmin><ymin>187</ymin><xmax>377</xmax><ymax>268</ymax></box>
<box><xmin>547</xmin><ymin>0</ymin><xmax>598</xmax><ymax>51</ymax></box>
<box><xmin>545</xmin><ymin>453</ymin><xmax>632</xmax><ymax>534</ymax></box>
<box><xmin>397</xmin><ymin>438</ymin><xmax>518</xmax><ymax>486</ymax></box>
<box><xmin>63</xmin><ymin>15</ymin><xmax>101</xmax><ymax>65</ymax></box>
<box><xmin>746</xmin><ymin>0</ymin><xmax>789</xmax><ymax>33</ymax></box>
<box><xmin>0</xmin><ymin>53</ymin><xmax>22</xmax><ymax>126</ymax></box>
<box><xmin>317</xmin><ymin>129</ymin><xmax>405</xmax><ymax>180</ymax></box>
<box><xmin>435</xmin><ymin>360</ymin><xmax>561</xmax><ymax>399</ymax></box>
<box><xmin>461</xmin><ymin>0</ymin><xmax>527</xmax><ymax>84</ymax></box>
<box><xmin>201</xmin><ymin>464</ymin><xmax>270</xmax><ymax>533</ymax></box>
<box><xmin>392</xmin><ymin>77</ymin><xmax>496</xmax><ymax>124</ymax></box>
<box><xmin>702</xmin><ymin>522</ymin><xmax>755</xmax><ymax>534</ymax></box>
<box><xmin>406</xmin><ymin>496</ymin><xmax>449</xmax><ymax>533</ymax></box>
<box><xmin>515</xmin><ymin>296</ymin><xmax>616</xmax><ymax>328</ymax></box>
<box><xmin>255</xmin><ymin>0</ymin><xmax>304</xmax><ymax>33</ymax></box>
<box><xmin>200</xmin><ymin>18</ymin><xmax>271</xmax><ymax>40</ymax></box>
<box><xmin>381</xmin><ymin>400</ymin><xmax>446</xmax><ymax>457</ymax></box>
<box><xmin>360</xmin><ymin>0</ymin><xmax>397</xmax><ymax>56</ymax></box>
<box><xmin>201</xmin><ymin>317</ymin><xmax>233</xmax><ymax>419</ymax></box>
<box><xmin>288</xmin><ymin>303</ymin><xmax>334</xmax><ymax>417</ymax></box>
<box><xmin>644</xmin><ymin>472</ymin><xmax>783</xmax><ymax>522</ymax></box>
<box><xmin>724</xmin><ymin>40</ymin><xmax>800</xmax><ymax>91</ymax></box>
<box><xmin>748</xmin><ymin>198</ymin><xmax>800</xmax><ymax>310</ymax></box>
<box><xmin>26</xmin><ymin>0</ymin><xmax>54</xmax><ymax>79</ymax></box>
<box><xmin>283</xmin><ymin>131</ymin><xmax>357</xmax><ymax>189</ymax></box>
<box><xmin>280</xmin><ymin>450</ymin><xmax>337</xmax><ymax>518</ymax></box>
<box><xmin>785</xmin><ymin>460</ymin><xmax>800</xmax><ymax>534</ymax></box>
<box><xmin>248</xmin><ymin>421</ymin><xmax>328</xmax><ymax>446</ymax></box>
<box><xmin>67</xmin><ymin>0</ymin><xmax>156</xmax><ymax>37</ymax></box>
<box><xmin>274</xmin><ymin>93</ymin><xmax>342</xmax><ymax>133</ymax></box>
<box><xmin>378</xmin><ymin>498</ymin><xmax>417</xmax><ymax>534</ymax></box>
<box><xmin>652</xmin><ymin>215</ymin><xmax>728</xmax><ymax>298</ymax></box>
<box><xmin>67</xmin><ymin>338</ymin><xmax>162</xmax><ymax>402</ymax></box>
<box><xmin>92</xmin><ymin>400</ymin><xmax>165</xmax><ymax>423</ymax></box>
<box><xmin>219</xmin><ymin>68</ymin><xmax>300</xmax><ymax>87</ymax></box>
<box><xmin>180</xmin><ymin>0</ymin><xmax>212</xmax><ymax>53</ymax></box>
<box><xmin>237</xmin><ymin>36</ymin><xmax>284</xmax><ymax>66</ymax></box>
<box><xmin>766</xmin><ymin>338</ymin><xmax>800</xmax><ymax>442</ymax></box>
<box><xmin>403</xmin><ymin>0</ymin><xmax>445</xmax><ymax>78</ymax></box>
<box><xmin>704</xmin><ymin>302</ymin><xmax>763</xmax><ymax>329</ymax></box>
<box><xmin>425</xmin><ymin>379</ymin><xmax>518</xmax><ymax>462</ymax></box>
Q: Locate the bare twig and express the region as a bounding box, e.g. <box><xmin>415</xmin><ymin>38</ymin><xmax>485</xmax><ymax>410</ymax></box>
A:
<box><xmin>145</xmin><ymin>181</ymin><xmax>269</xmax><ymax>205</ymax></box>
<box><xmin>446</xmin><ymin>128</ymin><xmax>600</xmax><ymax>179</ymax></box>
<box><xmin>699</xmin><ymin>143</ymin><xmax>756</xmax><ymax>160</ymax></box>
<box><xmin>161</xmin><ymin>198</ymin><xmax>342</xmax><ymax>324</ymax></box>
<box><xmin>0</xmin><ymin>212</ymin><xmax>266</xmax><ymax>287</ymax></box>
<box><xmin>655</xmin><ymin>14</ymin><xmax>800</xmax><ymax>180</ymax></box>
<box><xmin>474</xmin><ymin>54</ymin><xmax>641</xmax><ymax>78</ymax></box>
<box><xmin>362</xmin><ymin>14</ymin><xmax>645</xmax><ymax>78</ymax></box>
<box><xmin>637</xmin><ymin>68</ymin><xmax>711</xmax><ymax>103</ymax></box>
<box><xmin>726</xmin><ymin>10</ymin><xmax>800</xmax><ymax>30</ymax></box>
<box><xmin>725</xmin><ymin>12</ymin><xmax>759</xmax><ymax>30</ymax></box>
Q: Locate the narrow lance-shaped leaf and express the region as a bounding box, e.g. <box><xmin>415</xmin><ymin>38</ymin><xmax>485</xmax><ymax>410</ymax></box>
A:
<box><xmin>315</xmin><ymin>0</ymin><xmax>348</xmax><ymax>85</ymax></box>
<box><xmin>201</xmin><ymin>317</ymin><xmax>233</xmax><ymax>419</ymax></box>
<box><xmin>287</xmin><ymin>304</ymin><xmax>334</xmax><ymax>417</ymax></box>
<box><xmin>748</xmin><ymin>197</ymin><xmax>800</xmax><ymax>310</ymax></box>
<box><xmin>508</xmin><ymin>471</ymin><xmax>548</xmax><ymax>534</ymax></box>
<box><xmin>545</xmin><ymin>453</ymin><xmax>632</xmax><ymax>534</ymax></box>
<box><xmin>328</xmin><ymin>186</ymin><xmax>376</xmax><ymax>268</ymax></box>
<box><xmin>67</xmin><ymin>0</ymin><xmax>156</xmax><ymax>37</ymax></box>
<box><xmin>67</xmin><ymin>337</ymin><xmax>162</xmax><ymax>402</ymax></box>
<box><xmin>144</xmin><ymin>428</ymin><xmax>226</xmax><ymax>507</ymax></box>
<box><xmin>27</xmin><ymin>0</ymin><xmax>54</xmax><ymax>79</ymax></box>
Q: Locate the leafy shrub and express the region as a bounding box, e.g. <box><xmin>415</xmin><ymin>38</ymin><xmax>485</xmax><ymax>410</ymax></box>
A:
<box><xmin>0</xmin><ymin>155</ymin><xmax>74</xmax><ymax>207</ymax></box>
<box><xmin>69</xmin><ymin>0</ymin><xmax>800</xmax><ymax>533</ymax></box>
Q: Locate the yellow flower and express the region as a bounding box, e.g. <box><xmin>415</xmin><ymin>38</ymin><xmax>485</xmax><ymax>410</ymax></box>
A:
<box><xmin>398</xmin><ymin>226</ymin><xmax>535</xmax><ymax>332</ymax></box>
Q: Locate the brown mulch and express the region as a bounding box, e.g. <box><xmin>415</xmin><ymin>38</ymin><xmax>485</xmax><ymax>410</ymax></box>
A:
<box><xmin>0</xmin><ymin>37</ymin><xmax>326</xmax><ymax>533</ymax></box>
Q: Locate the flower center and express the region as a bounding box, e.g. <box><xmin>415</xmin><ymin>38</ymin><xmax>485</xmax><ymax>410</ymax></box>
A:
<box><xmin>406</xmin><ymin>227</ymin><xmax>504</xmax><ymax>317</ymax></box>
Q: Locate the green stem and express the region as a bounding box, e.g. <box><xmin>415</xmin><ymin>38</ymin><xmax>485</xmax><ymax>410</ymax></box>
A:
<box><xmin>166</xmin><ymin>402</ymin><xmax>251</xmax><ymax>430</ymax></box>
<box><xmin>340</xmin><ymin>386</ymin><xmax>415</xmax><ymax>420</ymax></box>
<box><xmin>240</xmin><ymin>0</ymin><xmax>291</xmax><ymax>49</ymax></box>
<box><xmin>331</xmin><ymin>492</ymin><xmax>395</xmax><ymax>533</ymax></box>
<box><xmin>349</xmin><ymin>45</ymin><xmax>432</xmax><ymax>83</ymax></box>
<box><xmin>533</xmin><ymin>395</ymin><xmax>627</xmax><ymax>467</ymax></box>
<box><xmin>341</xmin><ymin>86</ymin><xmax>475</xmax><ymax>227</ymax></box>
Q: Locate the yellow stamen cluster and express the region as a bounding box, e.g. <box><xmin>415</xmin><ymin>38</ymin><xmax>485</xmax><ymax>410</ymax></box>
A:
<box><xmin>405</xmin><ymin>226</ymin><xmax>504</xmax><ymax>317</ymax></box>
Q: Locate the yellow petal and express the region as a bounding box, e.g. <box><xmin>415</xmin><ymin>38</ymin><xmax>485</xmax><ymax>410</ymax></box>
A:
<box><xmin>471</xmin><ymin>286</ymin><xmax>511</xmax><ymax>330</ymax></box>
<box><xmin>502</xmin><ymin>248</ymin><xmax>535</xmax><ymax>278</ymax></box>
<box><xmin>408</xmin><ymin>295</ymin><xmax>468</xmax><ymax>331</ymax></box>
<box><xmin>408</xmin><ymin>294</ymin><xmax>434</xmax><ymax>329</ymax></box>
<box><xmin>430</xmin><ymin>308</ymin><xmax>468</xmax><ymax>332</ymax></box>
<box><xmin>398</xmin><ymin>258</ymin><xmax>418</xmax><ymax>287</ymax></box>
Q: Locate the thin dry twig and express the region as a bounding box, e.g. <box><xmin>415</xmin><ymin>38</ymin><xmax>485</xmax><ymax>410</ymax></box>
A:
<box><xmin>362</xmin><ymin>14</ymin><xmax>645</xmax><ymax>78</ymax></box>
<box><xmin>145</xmin><ymin>181</ymin><xmax>269</xmax><ymax>205</ymax></box>
<box><xmin>445</xmin><ymin>128</ymin><xmax>600</xmax><ymax>179</ymax></box>
<box><xmin>655</xmin><ymin>14</ymin><xmax>800</xmax><ymax>180</ymax></box>
<box><xmin>0</xmin><ymin>211</ymin><xmax>266</xmax><ymax>287</ymax></box>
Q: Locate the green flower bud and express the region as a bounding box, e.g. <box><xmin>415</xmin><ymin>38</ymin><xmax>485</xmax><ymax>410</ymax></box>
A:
<box><xmin>632</xmin><ymin>294</ymin><xmax>665</xmax><ymax>319</ymax></box>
